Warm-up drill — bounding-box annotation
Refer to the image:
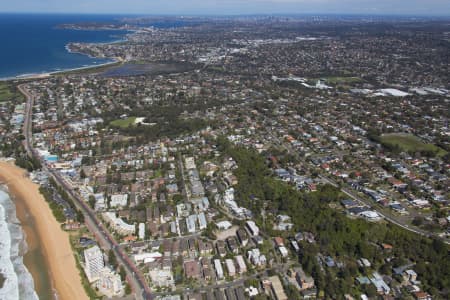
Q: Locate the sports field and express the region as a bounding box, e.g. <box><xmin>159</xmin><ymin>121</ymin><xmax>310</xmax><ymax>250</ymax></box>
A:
<box><xmin>380</xmin><ymin>133</ymin><xmax>447</xmax><ymax>157</ymax></box>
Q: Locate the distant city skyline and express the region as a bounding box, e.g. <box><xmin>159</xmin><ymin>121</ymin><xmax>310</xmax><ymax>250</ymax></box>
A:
<box><xmin>1</xmin><ymin>0</ymin><xmax>449</xmax><ymax>16</ymax></box>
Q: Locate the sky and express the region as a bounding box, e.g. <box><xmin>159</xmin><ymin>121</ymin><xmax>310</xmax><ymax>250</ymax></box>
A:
<box><xmin>0</xmin><ymin>0</ymin><xmax>449</xmax><ymax>16</ymax></box>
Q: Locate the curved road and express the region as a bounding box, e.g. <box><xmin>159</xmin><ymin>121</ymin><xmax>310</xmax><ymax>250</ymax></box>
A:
<box><xmin>269</xmin><ymin>131</ymin><xmax>450</xmax><ymax>245</ymax></box>
<box><xmin>319</xmin><ymin>175</ymin><xmax>449</xmax><ymax>244</ymax></box>
<box><xmin>19</xmin><ymin>84</ymin><xmax>152</xmax><ymax>299</ymax></box>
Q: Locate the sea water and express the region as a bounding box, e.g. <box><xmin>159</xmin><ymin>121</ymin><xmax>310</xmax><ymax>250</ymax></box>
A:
<box><xmin>0</xmin><ymin>188</ymin><xmax>38</xmax><ymax>300</ymax></box>
<box><xmin>0</xmin><ymin>13</ymin><xmax>128</xmax><ymax>79</ymax></box>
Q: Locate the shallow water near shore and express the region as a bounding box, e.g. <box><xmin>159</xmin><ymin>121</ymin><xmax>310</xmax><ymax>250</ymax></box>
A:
<box><xmin>14</xmin><ymin>188</ymin><xmax>55</xmax><ymax>300</ymax></box>
<box><xmin>0</xmin><ymin>161</ymin><xmax>89</xmax><ymax>300</ymax></box>
<box><xmin>0</xmin><ymin>13</ymin><xmax>127</xmax><ymax>79</ymax></box>
<box><xmin>0</xmin><ymin>187</ymin><xmax>41</xmax><ymax>300</ymax></box>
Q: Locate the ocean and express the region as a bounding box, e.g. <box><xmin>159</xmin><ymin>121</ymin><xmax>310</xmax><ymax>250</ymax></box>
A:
<box><xmin>0</xmin><ymin>13</ymin><xmax>129</xmax><ymax>79</ymax></box>
<box><xmin>0</xmin><ymin>14</ymin><xmax>185</xmax><ymax>299</ymax></box>
<box><xmin>0</xmin><ymin>188</ymin><xmax>38</xmax><ymax>300</ymax></box>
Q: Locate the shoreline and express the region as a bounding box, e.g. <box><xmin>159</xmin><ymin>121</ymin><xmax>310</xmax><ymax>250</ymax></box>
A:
<box><xmin>0</xmin><ymin>58</ymin><xmax>122</xmax><ymax>82</ymax></box>
<box><xmin>51</xmin><ymin>56</ymin><xmax>123</xmax><ymax>75</ymax></box>
<box><xmin>0</xmin><ymin>28</ymin><xmax>131</xmax><ymax>82</ymax></box>
<box><xmin>9</xmin><ymin>186</ymin><xmax>53</xmax><ymax>300</ymax></box>
<box><xmin>0</xmin><ymin>160</ymin><xmax>88</xmax><ymax>300</ymax></box>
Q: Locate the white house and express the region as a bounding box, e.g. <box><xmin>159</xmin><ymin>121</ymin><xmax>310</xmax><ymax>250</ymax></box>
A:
<box><xmin>110</xmin><ymin>194</ymin><xmax>128</xmax><ymax>208</ymax></box>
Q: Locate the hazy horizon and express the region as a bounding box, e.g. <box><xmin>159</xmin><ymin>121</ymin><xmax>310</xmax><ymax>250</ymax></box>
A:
<box><xmin>1</xmin><ymin>0</ymin><xmax>449</xmax><ymax>17</ymax></box>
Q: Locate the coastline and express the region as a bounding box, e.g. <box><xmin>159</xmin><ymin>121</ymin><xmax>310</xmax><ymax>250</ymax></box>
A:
<box><xmin>0</xmin><ymin>160</ymin><xmax>88</xmax><ymax>300</ymax></box>
<box><xmin>50</xmin><ymin>56</ymin><xmax>123</xmax><ymax>75</ymax></box>
<box><xmin>0</xmin><ymin>187</ymin><xmax>38</xmax><ymax>300</ymax></box>
<box><xmin>0</xmin><ymin>31</ymin><xmax>130</xmax><ymax>82</ymax></box>
<box><xmin>0</xmin><ymin>58</ymin><xmax>122</xmax><ymax>82</ymax></box>
<box><xmin>8</xmin><ymin>185</ymin><xmax>53</xmax><ymax>300</ymax></box>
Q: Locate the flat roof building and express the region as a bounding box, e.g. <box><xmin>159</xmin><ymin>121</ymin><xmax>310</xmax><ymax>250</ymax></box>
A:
<box><xmin>235</xmin><ymin>255</ymin><xmax>247</xmax><ymax>274</ymax></box>
<box><xmin>84</xmin><ymin>245</ymin><xmax>105</xmax><ymax>283</ymax></box>
<box><xmin>268</xmin><ymin>276</ymin><xmax>288</xmax><ymax>300</ymax></box>
<box><xmin>225</xmin><ymin>259</ymin><xmax>236</xmax><ymax>277</ymax></box>
<box><xmin>214</xmin><ymin>259</ymin><xmax>224</xmax><ymax>280</ymax></box>
<box><xmin>245</xmin><ymin>220</ymin><xmax>259</xmax><ymax>236</ymax></box>
<box><xmin>138</xmin><ymin>222</ymin><xmax>145</xmax><ymax>240</ymax></box>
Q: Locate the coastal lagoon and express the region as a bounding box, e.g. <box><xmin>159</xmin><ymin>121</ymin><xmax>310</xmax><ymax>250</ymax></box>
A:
<box><xmin>0</xmin><ymin>13</ymin><xmax>128</xmax><ymax>79</ymax></box>
<box><xmin>102</xmin><ymin>62</ymin><xmax>198</xmax><ymax>77</ymax></box>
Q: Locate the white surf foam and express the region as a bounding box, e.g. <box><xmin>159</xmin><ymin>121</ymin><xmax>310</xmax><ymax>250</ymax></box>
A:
<box><xmin>0</xmin><ymin>189</ymin><xmax>38</xmax><ymax>300</ymax></box>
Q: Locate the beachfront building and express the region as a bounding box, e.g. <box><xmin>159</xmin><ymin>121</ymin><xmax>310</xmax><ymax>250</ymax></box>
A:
<box><xmin>84</xmin><ymin>246</ymin><xmax>124</xmax><ymax>297</ymax></box>
<box><xmin>84</xmin><ymin>245</ymin><xmax>105</xmax><ymax>282</ymax></box>
<box><xmin>96</xmin><ymin>268</ymin><xmax>124</xmax><ymax>298</ymax></box>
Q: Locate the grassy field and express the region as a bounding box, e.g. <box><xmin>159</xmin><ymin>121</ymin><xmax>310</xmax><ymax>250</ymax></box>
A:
<box><xmin>0</xmin><ymin>82</ymin><xmax>15</xmax><ymax>101</ymax></box>
<box><xmin>323</xmin><ymin>76</ymin><xmax>363</xmax><ymax>84</ymax></box>
<box><xmin>0</xmin><ymin>81</ymin><xmax>25</xmax><ymax>102</ymax></box>
<box><xmin>380</xmin><ymin>133</ymin><xmax>447</xmax><ymax>157</ymax></box>
<box><xmin>110</xmin><ymin>117</ymin><xmax>137</xmax><ymax>128</ymax></box>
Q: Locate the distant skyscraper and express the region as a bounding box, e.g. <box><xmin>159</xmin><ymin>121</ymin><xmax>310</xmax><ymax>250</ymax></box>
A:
<box><xmin>84</xmin><ymin>245</ymin><xmax>105</xmax><ymax>282</ymax></box>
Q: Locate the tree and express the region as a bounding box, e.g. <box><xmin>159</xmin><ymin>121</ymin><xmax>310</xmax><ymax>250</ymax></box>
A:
<box><xmin>81</xmin><ymin>156</ymin><xmax>91</xmax><ymax>165</ymax></box>
<box><xmin>202</xmin><ymin>223</ymin><xmax>216</xmax><ymax>239</ymax></box>
<box><xmin>88</xmin><ymin>195</ymin><xmax>96</xmax><ymax>209</ymax></box>
<box><xmin>285</xmin><ymin>283</ymin><xmax>302</xmax><ymax>299</ymax></box>
<box><xmin>363</xmin><ymin>284</ymin><xmax>377</xmax><ymax>297</ymax></box>
<box><xmin>172</xmin><ymin>194</ymin><xmax>183</xmax><ymax>203</ymax></box>
<box><xmin>108</xmin><ymin>250</ymin><xmax>117</xmax><ymax>269</ymax></box>
<box><xmin>412</xmin><ymin>216</ymin><xmax>424</xmax><ymax>226</ymax></box>
<box><xmin>119</xmin><ymin>265</ymin><xmax>126</xmax><ymax>281</ymax></box>
<box><xmin>124</xmin><ymin>283</ymin><xmax>132</xmax><ymax>295</ymax></box>
<box><xmin>221</xmin><ymin>142</ymin><xmax>450</xmax><ymax>297</ymax></box>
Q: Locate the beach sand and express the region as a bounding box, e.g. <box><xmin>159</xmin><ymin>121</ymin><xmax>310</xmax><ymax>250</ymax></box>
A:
<box><xmin>0</xmin><ymin>161</ymin><xmax>88</xmax><ymax>300</ymax></box>
<box><xmin>14</xmin><ymin>188</ymin><xmax>54</xmax><ymax>300</ymax></box>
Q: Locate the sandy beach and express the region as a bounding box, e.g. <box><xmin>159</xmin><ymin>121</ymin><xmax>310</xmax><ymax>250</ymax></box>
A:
<box><xmin>0</xmin><ymin>161</ymin><xmax>88</xmax><ymax>300</ymax></box>
<box><xmin>0</xmin><ymin>58</ymin><xmax>123</xmax><ymax>82</ymax></box>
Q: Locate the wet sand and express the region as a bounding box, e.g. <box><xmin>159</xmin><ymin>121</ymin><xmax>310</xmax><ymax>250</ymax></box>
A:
<box><xmin>0</xmin><ymin>161</ymin><xmax>88</xmax><ymax>300</ymax></box>
<box><xmin>14</xmin><ymin>192</ymin><xmax>53</xmax><ymax>300</ymax></box>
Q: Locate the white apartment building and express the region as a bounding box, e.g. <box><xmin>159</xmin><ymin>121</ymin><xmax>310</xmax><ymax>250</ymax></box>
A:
<box><xmin>103</xmin><ymin>212</ymin><xmax>135</xmax><ymax>235</ymax></box>
<box><xmin>84</xmin><ymin>245</ymin><xmax>105</xmax><ymax>282</ymax></box>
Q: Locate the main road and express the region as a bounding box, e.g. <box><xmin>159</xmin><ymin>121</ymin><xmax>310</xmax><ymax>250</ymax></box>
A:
<box><xmin>19</xmin><ymin>84</ymin><xmax>153</xmax><ymax>299</ymax></box>
<box><xmin>319</xmin><ymin>175</ymin><xmax>449</xmax><ymax>244</ymax></box>
<box><xmin>268</xmin><ymin>131</ymin><xmax>450</xmax><ymax>244</ymax></box>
